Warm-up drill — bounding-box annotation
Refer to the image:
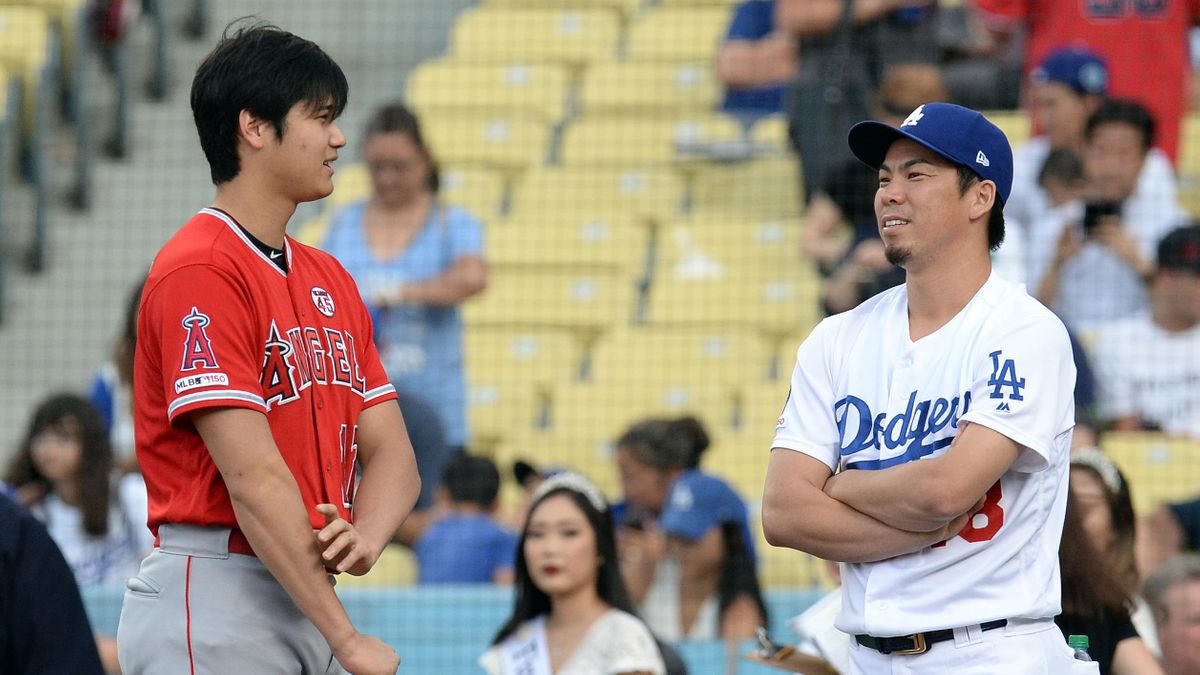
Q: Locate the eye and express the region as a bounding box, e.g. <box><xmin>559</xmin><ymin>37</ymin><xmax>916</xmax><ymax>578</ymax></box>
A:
<box><xmin>527</xmin><ymin>529</ymin><xmax>545</xmax><ymax>540</ymax></box>
<box><xmin>878</xmin><ymin>176</ymin><xmax>890</xmax><ymax>187</ymax></box>
<box><xmin>562</xmin><ymin>528</ymin><xmax>580</xmax><ymax>538</ymax></box>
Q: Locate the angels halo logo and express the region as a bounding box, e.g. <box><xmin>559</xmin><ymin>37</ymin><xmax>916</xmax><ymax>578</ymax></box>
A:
<box><xmin>311</xmin><ymin>287</ymin><xmax>335</xmax><ymax>317</ymax></box>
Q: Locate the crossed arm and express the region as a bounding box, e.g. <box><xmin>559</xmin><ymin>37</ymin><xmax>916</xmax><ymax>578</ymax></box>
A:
<box><xmin>762</xmin><ymin>423</ymin><xmax>1019</xmax><ymax>562</ymax></box>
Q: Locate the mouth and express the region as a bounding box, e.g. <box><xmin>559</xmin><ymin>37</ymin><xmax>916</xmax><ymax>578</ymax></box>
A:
<box><xmin>541</xmin><ymin>566</ymin><xmax>560</xmax><ymax>576</ymax></box>
<box><xmin>323</xmin><ymin>157</ymin><xmax>337</xmax><ymax>173</ymax></box>
<box><xmin>881</xmin><ymin>217</ymin><xmax>909</xmax><ymax>231</ymax></box>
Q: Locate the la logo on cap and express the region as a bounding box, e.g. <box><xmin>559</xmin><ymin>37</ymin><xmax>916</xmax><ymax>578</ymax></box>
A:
<box><xmin>901</xmin><ymin>105</ymin><xmax>925</xmax><ymax>128</ymax></box>
<box><xmin>976</xmin><ymin>151</ymin><xmax>990</xmax><ymax>167</ymax></box>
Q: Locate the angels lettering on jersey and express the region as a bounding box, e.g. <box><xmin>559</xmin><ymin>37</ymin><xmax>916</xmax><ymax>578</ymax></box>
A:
<box><xmin>835</xmin><ymin>349</ymin><xmax>1026</xmax><ymax>470</ymax></box>
<box><xmin>174</xmin><ymin>305</ymin><xmax>367</xmax><ymax>410</ymax></box>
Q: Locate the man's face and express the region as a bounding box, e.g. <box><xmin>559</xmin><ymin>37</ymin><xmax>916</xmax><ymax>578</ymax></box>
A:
<box><xmin>1084</xmin><ymin>122</ymin><xmax>1147</xmax><ymax>202</ymax></box>
<box><xmin>1030</xmin><ymin>82</ymin><xmax>1091</xmax><ymax>149</ymax></box>
<box><xmin>1158</xmin><ymin>269</ymin><xmax>1200</xmax><ymax>328</ymax></box>
<box><xmin>263</xmin><ymin>100</ymin><xmax>346</xmax><ymax>204</ymax></box>
<box><xmin>1159</xmin><ymin>580</ymin><xmax>1200</xmax><ymax>675</ymax></box>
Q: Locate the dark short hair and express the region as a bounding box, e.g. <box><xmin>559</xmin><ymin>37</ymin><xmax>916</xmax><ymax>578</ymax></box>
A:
<box><xmin>1085</xmin><ymin>98</ymin><xmax>1155</xmax><ymax>151</ymax></box>
<box><xmin>191</xmin><ymin>20</ymin><xmax>349</xmax><ymax>185</ymax></box>
<box><xmin>363</xmin><ymin>102</ymin><xmax>440</xmax><ymax>193</ymax></box>
<box><xmin>1038</xmin><ymin>148</ymin><xmax>1084</xmax><ymax>188</ymax></box>
<box><xmin>441</xmin><ymin>453</ymin><xmax>500</xmax><ymax>507</ymax></box>
<box><xmin>955</xmin><ymin>165</ymin><xmax>1006</xmax><ymax>251</ymax></box>
<box><xmin>616</xmin><ymin>416</ymin><xmax>711</xmax><ymax>471</ymax></box>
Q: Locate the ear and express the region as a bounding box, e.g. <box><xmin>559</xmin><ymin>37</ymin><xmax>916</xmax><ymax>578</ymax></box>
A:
<box><xmin>968</xmin><ymin>180</ymin><xmax>997</xmax><ymax>222</ymax></box>
<box><xmin>237</xmin><ymin>109</ymin><xmax>271</xmax><ymax>151</ymax></box>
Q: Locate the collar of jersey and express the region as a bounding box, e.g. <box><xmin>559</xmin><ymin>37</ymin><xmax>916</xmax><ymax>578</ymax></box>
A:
<box><xmin>201</xmin><ymin>207</ymin><xmax>291</xmax><ymax>277</ymax></box>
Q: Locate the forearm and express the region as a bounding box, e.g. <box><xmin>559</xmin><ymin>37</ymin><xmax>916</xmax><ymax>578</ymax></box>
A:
<box><xmin>825</xmin><ymin>462</ymin><xmax>962</xmax><ymax>532</ymax></box>
<box><xmin>1035</xmin><ymin>260</ymin><xmax>1065</xmax><ymax>306</ymax></box>
<box><xmin>352</xmin><ymin>442</ymin><xmax>421</xmax><ymax>554</ymax></box>
<box><xmin>397</xmin><ymin>258</ymin><xmax>486</xmax><ymax>307</ymax></box>
<box><xmin>822</xmin><ymin>263</ymin><xmax>867</xmax><ymax>315</ymax></box>
<box><xmin>619</xmin><ymin>554</ymin><xmax>658</xmax><ymax>604</ymax></box>
<box><xmin>715</xmin><ymin>38</ymin><xmax>793</xmax><ymax>88</ymax></box>
<box><xmin>227</xmin><ymin>466</ymin><xmax>356</xmax><ymax>647</ymax></box>
<box><xmin>763</xmin><ymin>484</ymin><xmax>949</xmax><ymax>562</ymax></box>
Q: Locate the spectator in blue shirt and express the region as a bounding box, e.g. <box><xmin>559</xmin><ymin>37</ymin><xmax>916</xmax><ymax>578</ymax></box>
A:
<box><xmin>715</xmin><ymin>0</ymin><xmax>794</xmax><ymax>120</ymax></box>
<box><xmin>415</xmin><ymin>453</ymin><xmax>518</xmax><ymax>584</ymax></box>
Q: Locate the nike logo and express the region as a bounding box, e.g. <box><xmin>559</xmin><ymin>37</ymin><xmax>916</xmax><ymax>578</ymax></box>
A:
<box><xmin>270</xmin><ymin>251</ymin><xmax>283</xmax><ymax>259</ymax></box>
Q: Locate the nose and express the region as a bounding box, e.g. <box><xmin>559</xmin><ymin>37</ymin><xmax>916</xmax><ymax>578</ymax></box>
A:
<box><xmin>878</xmin><ymin>178</ymin><xmax>904</xmax><ymax>205</ymax></box>
<box><xmin>330</xmin><ymin>122</ymin><xmax>347</xmax><ymax>149</ymax></box>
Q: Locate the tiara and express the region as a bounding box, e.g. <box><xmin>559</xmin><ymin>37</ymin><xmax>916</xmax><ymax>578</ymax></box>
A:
<box><xmin>1070</xmin><ymin>447</ymin><xmax>1122</xmax><ymax>495</ymax></box>
<box><xmin>533</xmin><ymin>472</ymin><xmax>608</xmax><ymax>513</ymax></box>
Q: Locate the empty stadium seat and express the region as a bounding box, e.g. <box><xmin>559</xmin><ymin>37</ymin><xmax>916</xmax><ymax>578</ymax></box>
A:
<box><xmin>689</xmin><ymin>156</ymin><xmax>803</xmax><ymax>219</ymax></box>
<box><xmin>406</xmin><ymin>60</ymin><xmax>571</xmax><ymax>125</ymax></box>
<box><xmin>1178</xmin><ymin>113</ymin><xmax>1200</xmax><ymax>217</ymax></box>
<box><xmin>626</xmin><ymin>7</ymin><xmax>729</xmax><ymax>62</ymax></box>
<box><xmin>560</xmin><ymin>114</ymin><xmax>744</xmax><ymax>165</ymax></box>
<box><xmin>422</xmin><ymin>114</ymin><xmax>551</xmax><ymax>172</ymax></box>
<box><xmin>1101</xmin><ymin>432</ymin><xmax>1200</xmax><ymax>514</ymax></box>
<box><xmin>479</xmin><ymin>0</ymin><xmax>644</xmax><ymax>22</ymax></box>
<box><xmin>580</xmin><ymin>62</ymin><xmax>720</xmax><ymax>117</ymax></box>
<box><xmin>463</xmin><ymin>268</ymin><xmax>638</xmax><ymax>330</ymax></box>
<box><xmin>510</xmin><ymin>165</ymin><xmax>685</xmax><ymax>222</ymax></box>
<box><xmin>646</xmin><ymin>267</ymin><xmax>822</xmax><ymax>336</ymax></box>
<box><xmin>659</xmin><ymin>214</ymin><xmax>802</xmax><ymax>276</ymax></box>
<box><xmin>982</xmin><ymin>109</ymin><xmax>1031</xmax><ymax>148</ymax></box>
<box><xmin>467</xmin><ymin>378</ymin><xmax>542</xmax><ymax>446</ymax></box>
<box><xmin>466</xmin><ymin>327</ymin><xmax>584</xmax><ymax>388</ymax></box>
<box><xmin>488</xmin><ymin>211</ymin><xmax>651</xmax><ymax>274</ymax></box>
<box><xmin>590</xmin><ymin>326</ymin><xmax>773</xmax><ymax>389</ymax></box>
<box><xmin>750</xmin><ymin>115</ymin><xmax>789</xmax><ymax>151</ymax></box>
<box><xmin>450</xmin><ymin>7</ymin><xmax>620</xmax><ymax>68</ymax></box>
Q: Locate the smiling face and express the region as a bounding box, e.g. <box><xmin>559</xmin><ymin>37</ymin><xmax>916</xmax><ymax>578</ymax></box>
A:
<box><xmin>523</xmin><ymin>493</ymin><xmax>601</xmax><ymax>601</ymax></box>
<box><xmin>875</xmin><ymin>138</ymin><xmax>989</xmax><ymax>270</ymax></box>
<box><xmin>261</xmin><ymin>100</ymin><xmax>346</xmax><ymax>204</ymax></box>
<box><xmin>1084</xmin><ymin>122</ymin><xmax>1146</xmax><ymax>203</ymax></box>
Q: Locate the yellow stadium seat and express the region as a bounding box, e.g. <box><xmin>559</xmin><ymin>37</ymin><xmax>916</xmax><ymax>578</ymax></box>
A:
<box><xmin>480</xmin><ymin>0</ymin><xmax>643</xmax><ymax>22</ymax></box>
<box><xmin>549</xmin><ymin>380</ymin><xmax>735</xmax><ymax>439</ymax></box>
<box><xmin>440</xmin><ymin>166</ymin><xmax>507</xmax><ymax>219</ymax></box>
<box><xmin>627</xmin><ymin>8</ymin><xmax>730</xmax><ymax>62</ymax></box>
<box><xmin>736</xmin><ymin>378</ymin><xmax>793</xmax><ymax>436</ymax></box>
<box><xmin>646</xmin><ymin>267</ymin><xmax>823</xmax><ymax>335</ymax></box>
<box><xmin>580</xmin><ymin>62</ymin><xmax>720</xmax><ymax>117</ymax></box>
<box><xmin>750</xmin><ymin>115</ymin><xmax>789</xmax><ymax>151</ymax></box>
<box><xmin>560</xmin><ymin>114</ymin><xmax>743</xmax><ymax>165</ymax></box>
<box><xmin>0</xmin><ymin>7</ymin><xmax>51</xmax><ymax>133</ymax></box>
<box><xmin>422</xmin><ymin>114</ymin><xmax>550</xmax><ymax>172</ymax></box>
<box><xmin>982</xmin><ymin>109</ymin><xmax>1030</xmax><ymax>148</ymax></box>
<box><xmin>659</xmin><ymin>0</ymin><xmax>740</xmax><ymax>6</ymax></box>
<box><xmin>488</xmin><ymin>212</ymin><xmax>650</xmax><ymax>273</ymax></box>
<box><xmin>450</xmin><ymin>7</ymin><xmax>620</xmax><ymax>68</ymax></box>
<box><xmin>509</xmin><ymin>425</ymin><xmax>625</xmax><ymax>495</ymax></box>
<box><xmin>468</xmin><ymin>379</ymin><xmax>543</xmax><ymax>445</ymax></box>
<box><xmin>1101</xmin><ymin>433</ymin><xmax>1200</xmax><ymax>514</ymax></box>
<box><xmin>1178</xmin><ymin>113</ymin><xmax>1200</xmax><ymax>217</ymax></box>
<box><xmin>466</xmin><ymin>327</ymin><xmax>584</xmax><ymax>389</ymax></box>
<box><xmin>659</xmin><ymin>214</ymin><xmax>802</xmax><ymax>276</ymax></box>
<box><xmin>407</xmin><ymin>60</ymin><xmax>571</xmax><ymax>124</ymax></box>
<box><xmin>511</xmin><ymin>166</ymin><xmax>685</xmax><ymax>223</ymax></box>
<box><xmin>590</xmin><ymin>326</ymin><xmax>773</xmax><ymax>390</ymax></box>
<box><xmin>463</xmin><ymin>269</ymin><xmax>638</xmax><ymax>330</ymax></box>
<box><xmin>689</xmin><ymin>156</ymin><xmax>803</xmax><ymax>219</ymax></box>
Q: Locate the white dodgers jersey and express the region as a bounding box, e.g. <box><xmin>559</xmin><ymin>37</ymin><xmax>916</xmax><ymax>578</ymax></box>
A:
<box><xmin>773</xmin><ymin>274</ymin><xmax>1076</xmax><ymax>636</ymax></box>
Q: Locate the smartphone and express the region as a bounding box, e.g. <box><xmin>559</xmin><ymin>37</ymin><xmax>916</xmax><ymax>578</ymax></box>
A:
<box><xmin>1081</xmin><ymin>201</ymin><xmax>1120</xmax><ymax>234</ymax></box>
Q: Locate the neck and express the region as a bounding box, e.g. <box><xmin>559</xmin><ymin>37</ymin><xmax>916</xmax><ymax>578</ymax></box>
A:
<box><xmin>212</xmin><ymin>177</ymin><xmax>297</xmax><ymax>249</ymax></box>
<box><xmin>445</xmin><ymin>503</ymin><xmax>490</xmax><ymax>516</ymax></box>
<box><xmin>903</xmin><ymin>245</ymin><xmax>991</xmax><ymax>340</ymax></box>
<box><xmin>547</xmin><ymin>587</ymin><xmax>607</xmax><ymax>629</ymax></box>
<box><xmin>680</xmin><ymin>564</ymin><xmax>720</xmax><ymax>602</ymax></box>
<box><xmin>54</xmin><ymin>479</ymin><xmax>80</xmax><ymax>506</ymax></box>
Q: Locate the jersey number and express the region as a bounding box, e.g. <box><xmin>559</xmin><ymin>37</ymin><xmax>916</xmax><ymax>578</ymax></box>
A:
<box><xmin>934</xmin><ymin>481</ymin><xmax>1004</xmax><ymax>547</ymax></box>
<box><xmin>339</xmin><ymin>424</ymin><xmax>359</xmax><ymax>509</ymax></box>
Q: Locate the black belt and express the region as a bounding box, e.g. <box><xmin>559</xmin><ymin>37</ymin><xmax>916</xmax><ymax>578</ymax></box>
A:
<box><xmin>854</xmin><ymin>619</ymin><xmax>1008</xmax><ymax>655</ymax></box>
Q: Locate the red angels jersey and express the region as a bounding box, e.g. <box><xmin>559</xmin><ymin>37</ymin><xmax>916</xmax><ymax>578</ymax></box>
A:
<box><xmin>134</xmin><ymin>208</ymin><xmax>398</xmax><ymax>539</ymax></box>
<box><xmin>974</xmin><ymin>0</ymin><xmax>1200</xmax><ymax>164</ymax></box>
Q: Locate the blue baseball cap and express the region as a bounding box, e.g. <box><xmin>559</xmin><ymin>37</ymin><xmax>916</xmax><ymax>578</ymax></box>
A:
<box><xmin>848</xmin><ymin>102</ymin><xmax>1014</xmax><ymax>205</ymax></box>
<box><xmin>660</xmin><ymin>471</ymin><xmax>748</xmax><ymax>541</ymax></box>
<box><xmin>1030</xmin><ymin>47</ymin><xmax>1109</xmax><ymax>96</ymax></box>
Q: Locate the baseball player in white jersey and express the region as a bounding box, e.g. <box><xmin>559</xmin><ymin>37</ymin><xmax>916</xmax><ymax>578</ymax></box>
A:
<box><xmin>762</xmin><ymin>103</ymin><xmax>1094</xmax><ymax>673</ymax></box>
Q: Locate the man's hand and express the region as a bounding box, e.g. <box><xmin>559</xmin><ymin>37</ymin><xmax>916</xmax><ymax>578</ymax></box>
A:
<box><xmin>315</xmin><ymin>504</ymin><xmax>380</xmax><ymax>576</ymax></box>
<box><xmin>332</xmin><ymin>633</ymin><xmax>400</xmax><ymax>675</ymax></box>
<box><xmin>1092</xmin><ymin>220</ymin><xmax>1152</xmax><ymax>277</ymax></box>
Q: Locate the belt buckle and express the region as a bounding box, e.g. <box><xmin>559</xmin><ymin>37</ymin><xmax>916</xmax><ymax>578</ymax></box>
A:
<box><xmin>894</xmin><ymin>633</ymin><xmax>928</xmax><ymax>655</ymax></box>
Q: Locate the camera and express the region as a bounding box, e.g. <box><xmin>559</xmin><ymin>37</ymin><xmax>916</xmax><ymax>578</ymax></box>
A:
<box><xmin>1081</xmin><ymin>201</ymin><xmax>1120</xmax><ymax>234</ymax></box>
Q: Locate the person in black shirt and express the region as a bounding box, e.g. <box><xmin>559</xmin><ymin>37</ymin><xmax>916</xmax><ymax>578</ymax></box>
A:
<box><xmin>0</xmin><ymin>493</ymin><xmax>104</xmax><ymax>674</ymax></box>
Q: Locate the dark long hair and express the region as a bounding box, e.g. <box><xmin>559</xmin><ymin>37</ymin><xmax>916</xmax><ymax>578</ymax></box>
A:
<box><xmin>1072</xmin><ymin>459</ymin><xmax>1138</xmax><ymax>585</ymax></box>
<box><xmin>491</xmin><ymin>484</ymin><xmax>637</xmax><ymax>646</ymax></box>
<box><xmin>5</xmin><ymin>394</ymin><xmax>114</xmax><ymax>536</ymax></box>
<box><xmin>363</xmin><ymin>102</ymin><xmax>440</xmax><ymax>193</ymax></box>
<box><xmin>717</xmin><ymin>521</ymin><xmax>769</xmax><ymax>630</ymax></box>
<box><xmin>1059</xmin><ymin>491</ymin><xmax>1133</xmax><ymax>620</ymax></box>
<box><xmin>617</xmin><ymin>416</ymin><xmax>711</xmax><ymax>471</ymax></box>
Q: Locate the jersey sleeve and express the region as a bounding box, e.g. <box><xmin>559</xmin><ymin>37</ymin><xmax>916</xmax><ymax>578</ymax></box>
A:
<box><xmin>725</xmin><ymin>0</ymin><xmax>773</xmax><ymax>41</ymax></box>
<box><xmin>969</xmin><ymin>0</ymin><xmax>1028</xmax><ymax>30</ymax></box>
<box><xmin>772</xmin><ymin>319</ymin><xmax>842</xmax><ymax>470</ymax></box>
<box><xmin>446</xmin><ymin>207</ymin><xmax>484</xmax><ymax>261</ymax></box>
<box><xmin>959</xmin><ymin>312</ymin><xmax>1076</xmax><ymax>473</ymax></box>
<box><xmin>145</xmin><ymin>264</ymin><xmax>267</xmax><ymax>423</ymax></box>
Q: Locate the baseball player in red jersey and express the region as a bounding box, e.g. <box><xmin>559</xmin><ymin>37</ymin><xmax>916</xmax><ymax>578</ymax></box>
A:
<box><xmin>115</xmin><ymin>23</ymin><xmax>418</xmax><ymax>675</ymax></box>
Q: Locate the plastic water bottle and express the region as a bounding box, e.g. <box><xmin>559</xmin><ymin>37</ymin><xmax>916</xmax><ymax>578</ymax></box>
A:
<box><xmin>1068</xmin><ymin>635</ymin><xmax>1093</xmax><ymax>662</ymax></box>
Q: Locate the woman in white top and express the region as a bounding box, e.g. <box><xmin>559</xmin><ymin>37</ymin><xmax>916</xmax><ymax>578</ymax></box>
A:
<box><xmin>481</xmin><ymin>472</ymin><xmax>666</xmax><ymax>675</ymax></box>
<box><xmin>5</xmin><ymin>393</ymin><xmax>153</xmax><ymax>672</ymax></box>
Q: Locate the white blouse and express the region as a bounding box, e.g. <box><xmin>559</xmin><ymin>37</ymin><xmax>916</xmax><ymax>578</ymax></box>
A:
<box><xmin>480</xmin><ymin>609</ymin><xmax>665</xmax><ymax>675</ymax></box>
